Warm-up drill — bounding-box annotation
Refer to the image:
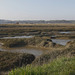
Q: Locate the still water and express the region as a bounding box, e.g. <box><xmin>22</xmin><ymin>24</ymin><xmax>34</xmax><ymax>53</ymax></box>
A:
<box><xmin>52</xmin><ymin>39</ymin><xmax>71</xmax><ymax>46</ymax></box>
<box><xmin>59</xmin><ymin>31</ymin><xmax>75</xmax><ymax>34</ymax></box>
<box><xmin>2</xmin><ymin>36</ymin><xmax>33</xmax><ymax>39</ymax></box>
<box><xmin>0</xmin><ymin>47</ymin><xmax>43</xmax><ymax>57</ymax></box>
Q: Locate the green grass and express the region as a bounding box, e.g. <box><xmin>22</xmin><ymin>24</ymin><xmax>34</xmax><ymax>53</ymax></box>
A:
<box><xmin>9</xmin><ymin>56</ymin><xmax>75</xmax><ymax>75</ymax></box>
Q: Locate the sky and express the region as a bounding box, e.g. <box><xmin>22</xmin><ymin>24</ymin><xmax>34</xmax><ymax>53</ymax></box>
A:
<box><xmin>0</xmin><ymin>0</ymin><xmax>75</xmax><ymax>20</ymax></box>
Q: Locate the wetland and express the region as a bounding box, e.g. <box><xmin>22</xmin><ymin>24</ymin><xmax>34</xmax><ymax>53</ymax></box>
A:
<box><xmin>0</xmin><ymin>23</ymin><xmax>75</xmax><ymax>75</ymax></box>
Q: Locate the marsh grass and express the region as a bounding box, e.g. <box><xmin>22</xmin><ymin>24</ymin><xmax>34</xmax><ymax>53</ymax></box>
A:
<box><xmin>9</xmin><ymin>56</ymin><xmax>75</xmax><ymax>75</ymax></box>
<box><xmin>0</xmin><ymin>37</ymin><xmax>52</xmax><ymax>48</ymax></box>
<box><xmin>0</xmin><ymin>24</ymin><xmax>75</xmax><ymax>39</ymax></box>
<box><xmin>0</xmin><ymin>38</ymin><xmax>27</xmax><ymax>47</ymax></box>
<box><xmin>0</xmin><ymin>51</ymin><xmax>35</xmax><ymax>72</ymax></box>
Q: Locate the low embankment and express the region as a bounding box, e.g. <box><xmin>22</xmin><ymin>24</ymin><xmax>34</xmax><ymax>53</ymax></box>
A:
<box><xmin>8</xmin><ymin>40</ymin><xmax>75</xmax><ymax>75</ymax></box>
<box><xmin>0</xmin><ymin>52</ymin><xmax>35</xmax><ymax>72</ymax></box>
<box><xmin>32</xmin><ymin>40</ymin><xmax>75</xmax><ymax>65</ymax></box>
<box><xmin>9</xmin><ymin>56</ymin><xmax>75</xmax><ymax>75</ymax></box>
<box><xmin>0</xmin><ymin>37</ymin><xmax>61</xmax><ymax>48</ymax></box>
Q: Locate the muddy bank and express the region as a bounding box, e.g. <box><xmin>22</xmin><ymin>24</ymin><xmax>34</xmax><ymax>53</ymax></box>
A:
<box><xmin>0</xmin><ymin>51</ymin><xmax>35</xmax><ymax>72</ymax></box>
<box><xmin>0</xmin><ymin>37</ymin><xmax>61</xmax><ymax>48</ymax></box>
<box><xmin>32</xmin><ymin>40</ymin><xmax>75</xmax><ymax>65</ymax></box>
<box><xmin>0</xmin><ymin>37</ymin><xmax>58</xmax><ymax>57</ymax></box>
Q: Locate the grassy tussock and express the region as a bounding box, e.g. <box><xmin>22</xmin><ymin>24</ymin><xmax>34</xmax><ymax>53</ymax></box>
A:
<box><xmin>9</xmin><ymin>56</ymin><xmax>75</xmax><ymax>75</ymax></box>
<box><xmin>33</xmin><ymin>46</ymin><xmax>75</xmax><ymax>65</ymax></box>
<box><xmin>0</xmin><ymin>37</ymin><xmax>56</xmax><ymax>48</ymax></box>
<box><xmin>0</xmin><ymin>51</ymin><xmax>35</xmax><ymax>72</ymax></box>
<box><xmin>8</xmin><ymin>41</ymin><xmax>75</xmax><ymax>75</ymax></box>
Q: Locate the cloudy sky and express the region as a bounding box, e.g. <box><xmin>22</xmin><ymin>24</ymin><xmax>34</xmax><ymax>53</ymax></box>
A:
<box><xmin>0</xmin><ymin>0</ymin><xmax>75</xmax><ymax>20</ymax></box>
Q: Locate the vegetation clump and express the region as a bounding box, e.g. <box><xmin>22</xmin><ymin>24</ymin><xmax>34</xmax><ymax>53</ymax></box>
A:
<box><xmin>0</xmin><ymin>39</ymin><xmax>27</xmax><ymax>48</ymax></box>
<box><xmin>38</xmin><ymin>40</ymin><xmax>56</xmax><ymax>47</ymax></box>
<box><xmin>0</xmin><ymin>51</ymin><xmax>35</xmax><ymax>72</ymax></box>
<box><xmin>66</xmin><ymin>40</ymin><xmax>75</xmax><ymax>48</ymax></box>
<box><xmin>33</xmin><ymin>42</ymin><xmax>75</xmax><ymax>65</ymax></box>
<box><xmin>9</xmin><ymin>56</ymin><xmax>75</xmax><ymax>75</ymax></box>
<box><xmin>0</xmin><ymin>37</ymin><xmax>57</xmax><ymax>48</ymax></box>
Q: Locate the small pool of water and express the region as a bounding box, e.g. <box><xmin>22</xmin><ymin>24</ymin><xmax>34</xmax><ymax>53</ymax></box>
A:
<box><xmin>59</xmin><ymin>31</ymin><xmax>75</xmax><ymax>34</ymax></box>
<box><xmin>1</xmin><ymin>36</ymin><xmax>34</xmax><ymax>39</ymax></box>
<box><xmin>52</xmin><ymin>39</ymin><xmax>72</xmax><ymax>46</ymax></box>
<box><xmin>0</xmin><ymin>47</ymin><xmax>43</xmax><ymax>57</ymax></box>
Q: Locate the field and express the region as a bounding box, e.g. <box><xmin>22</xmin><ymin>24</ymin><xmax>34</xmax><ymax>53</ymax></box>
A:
<box><xmin>0</xmin><ymin>23</ymin><xmax>75</xmax><ymax>39</ymax></box>
<box><xmin>0</xmin><ymin>23</ymin><xmax>75</xmax><ymax>75</ymax></box>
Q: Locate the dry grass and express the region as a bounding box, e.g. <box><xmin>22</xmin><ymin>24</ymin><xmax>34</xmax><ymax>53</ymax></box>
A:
<box><xmin>0</xmin><ymin>23</ymin><xmax>75</xmax><ymax>39</ymax></box>
<box><xmin>0</xmin><ymin>51</ymin><xmax>35</xmax><ymax>72</ymax></box>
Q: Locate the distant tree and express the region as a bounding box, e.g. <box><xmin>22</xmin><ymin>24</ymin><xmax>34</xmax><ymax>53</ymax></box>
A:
<box><xmin>16</xmin><ymin>22</ymin><xmax>19</xmax><ymax>24</ymax></box>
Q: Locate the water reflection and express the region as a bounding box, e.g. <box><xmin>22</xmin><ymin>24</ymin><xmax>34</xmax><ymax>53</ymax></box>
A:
<box><xmin>52</xmin><ymin>39</ymin><xmax>71</xmax><ymax>45</ymax></box>
<box><xmin>2</xmin><ymin>36</ymin><xmax>34</xmax><ymax>39</ymax></box>
<box><xmin>0</xmin><ymin>47</ymin><xmax>43</xmax><ymax>57</ymax></box>
<box><xmin>59</xmin><ymin>31</ymin><xmax>75</xmax><ymax>34</ymax></box>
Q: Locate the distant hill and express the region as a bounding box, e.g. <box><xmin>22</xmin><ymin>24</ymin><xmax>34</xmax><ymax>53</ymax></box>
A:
<box><xmin>0</xmin><ymin>19</ymin><xmax>75</xmax><ymax>24</ymax></box>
